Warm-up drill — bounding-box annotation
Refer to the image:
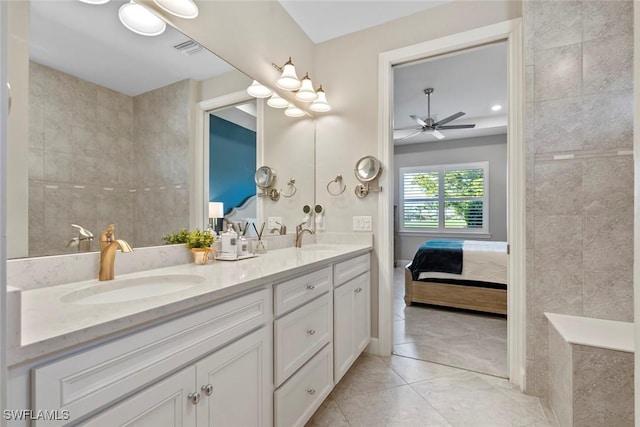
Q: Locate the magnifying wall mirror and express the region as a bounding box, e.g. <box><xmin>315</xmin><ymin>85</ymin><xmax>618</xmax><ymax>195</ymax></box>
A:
<box><xmin>354</xmin><ymin>155</ymin><xmax>383</xmax><ymax>198</ymax></box>
<box><xmin>255</xmin><ymin>166</ymin><xmax>280</xmax><ymax>201</ymax></box>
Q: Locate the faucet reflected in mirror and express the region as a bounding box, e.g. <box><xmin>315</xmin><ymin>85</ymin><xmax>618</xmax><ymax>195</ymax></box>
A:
<box><xmin>99</xmin><ymin>224</ymin><xmax>133</xmax><ymax>281</ymax></box>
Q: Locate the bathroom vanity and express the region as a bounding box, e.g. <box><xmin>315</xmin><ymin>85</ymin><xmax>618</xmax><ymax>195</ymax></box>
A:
<box><xmin>6</xmin><ymin>243</ymin><xmax>372</xmax><ymax>427</ymax></box>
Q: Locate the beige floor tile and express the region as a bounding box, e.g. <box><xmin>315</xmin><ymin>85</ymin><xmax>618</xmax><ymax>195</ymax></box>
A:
<box><xmin>384</xmin><ymin>355</ymin><xmax>469</xmax><ymax>384</ymax></box>
<box><xmin>332</xmin><ymin>354</ymin><xmax>407</xmax><ymax>398</ymax></box>
<box><xmin>305</xmin><ymin>398</ymin><xmax>349</xmax><ymax>427</ymax></box>
<box><xmin>336</xmin><ymin>384</ymin><xmax>452</xmax><ymax>427</ymax></box>
<box><xmin>411</xmin><ymin>372</ymin><xmax>548</xmax><ymax>427</ymax></box>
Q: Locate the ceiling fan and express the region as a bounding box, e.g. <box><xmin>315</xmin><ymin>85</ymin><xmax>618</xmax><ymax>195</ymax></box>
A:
<box><xmin>395</xmin><ymin>88</ymin><xmax>475</xmax><ymax>140</ymax></box>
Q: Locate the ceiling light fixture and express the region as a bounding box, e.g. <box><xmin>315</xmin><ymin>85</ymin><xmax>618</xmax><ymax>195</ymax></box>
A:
<box><xmin>246</xmin><ymin>80</ymin><xmax>272</xmax><ymax>98</ymax></box>
<box><xmin>118</xmin><ymin>0</ymin><xmax>167</xmax><ymax>36</ymax></box>
<box><xmin>491</xmin><ymin>104</ymin><xmax>502</xmax><ymax>111</ymax></box>
<box><xmin>267</xmin><ymin>93</ymin><xmax>289</xmax><ymax>109</ymax></box>
<box><xmin>78</xmin><ymin>0</ymin><xmax>111</xmax><ymax>4</ymax></box>
<box><xmin>153</xmin><ymin>0</ymin><xmax>199</xmax><ymax>19</ymax></box>
<box><xmin>310</xmin><ymin>86</ymin><xmax>331</xmax><ymax>112</ymax></box>
<box><xmin>284</xmin><ymin>105</ymin><xmax>305</xmax><ymax>118</ymax></box>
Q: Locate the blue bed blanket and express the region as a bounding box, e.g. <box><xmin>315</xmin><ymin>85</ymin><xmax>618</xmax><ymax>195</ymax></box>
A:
<box><xmin>408</xmin><ymin>239</ymin><xmax>463</xmax><ymax>280</ymax></box>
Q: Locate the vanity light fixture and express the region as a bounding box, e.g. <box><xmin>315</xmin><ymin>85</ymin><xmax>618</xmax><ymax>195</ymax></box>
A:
<box><xmin>78</xmin><ymin>0</ymin><xmax>111</xmax><ymax>4</ymax></box>
<box><xmin>118</xmin><ymin>0</ymin><xmax>167</xmax><ymax>36</ymax></box>
<box><xmin>491</xmin><ymin>104</ymin><xmax>502</xmax><ymax>111</ymax></box>
<box><xmin>310</xmin><ymin>86</ymin><xmax>331</xmax><ymax>112</ymax></box>
<box><xmin>295</xmin><ymin>73</ymin><xmax>318</xmax><ymax>102</ymax></box>
<box><xmin>274</xmin><ymin>57</ymin><xmax>302</xmax><ymax>90</ymax></box>
<box><xmin>267</xmin><ymin>93</ymin><xmax>290</xmax><ymax>109</ymax></box>
<box><xmin>247</xmin><ymin>80</ymin><xmax>272</xmax><ymax>98</ymax></box>
<box><xmin>284</xmin><ymin>105</ymin><xmax>305</xmax><ymax>118</ymax></box>
<box><xmin>153</xmin><ymin>0</ymin><xmax>199</xmax><ymax>19</ymax></box>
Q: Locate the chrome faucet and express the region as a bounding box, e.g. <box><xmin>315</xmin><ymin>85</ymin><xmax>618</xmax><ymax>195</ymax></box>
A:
<box><xmin>270</xmin><ymin>222</ymin><xmax>287</xmax><ymax>235</ymax></box>
<box><xmin>99</xmin><ymin>224</ymin><xmax>133</xmax><ymax>281</ymax></box>
<box><xmin>295</xmin><ymin>222</ymin><xmax>314</xmax><ymax>248</ymax></box>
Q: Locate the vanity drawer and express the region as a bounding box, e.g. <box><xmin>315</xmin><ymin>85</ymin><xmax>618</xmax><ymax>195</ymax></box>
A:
<box><xmin>334</xmin><ymin>253</ymin><xmax>370</xmax><ymax>287</ymax></box>
<box><xmin>274</xmin><ymin>343</ymin><xmax>333</xmax><ymax>427</ymax></box>
<box><xmin>274</xmin><ymin>266</ymin><xmax>331</xmax><ymax>316</ymax></box>
<box><xmin>32</xmin><ymin>288</ymin><xmax>270</xmax><ymax>427</ymax></box>
<box><xmin>274</xmin><ymin>293</ymin><xmax>332</xmax><ymax>387</ymax></box>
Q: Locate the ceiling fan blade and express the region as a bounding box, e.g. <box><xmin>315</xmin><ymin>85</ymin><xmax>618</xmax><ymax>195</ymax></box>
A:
<box><xmin>437</xmin><ymin>124</ymin><xmax>476</xmax><ymax>129</ymax></box>
<box><xmin>434</xmin><ymin>111</ymin><xmax>465</xmax><ymax>126</ymax></box>
<box><xmin>410</xmin><ymin>114</ymin><xmax>427</xmax><ymax>127</ymax></box>
<box><xmin>397</xmin><ymin>130</ymin><xmax>423</xmax><ymax>141</ymax></box>
<box><xmin>431</xmin><ymin>130</ymin><xmax>445</xmax><ymax>139</ymax></box>
<box><xmin>394</xmin><ymin>126</ymin><xmax>422</xmax><ymax>131</ymax></box>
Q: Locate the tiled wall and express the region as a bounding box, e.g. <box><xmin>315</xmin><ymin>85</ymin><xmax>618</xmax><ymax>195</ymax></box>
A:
<box><xmin>523</xmin><ymin>0</ymin><xmax>634</xmax><ymax>398</ymax></box>
<box><xmin>28</xmin><ymin>62</ymin><xmax>191</xmax><ymax>256</ymax></box>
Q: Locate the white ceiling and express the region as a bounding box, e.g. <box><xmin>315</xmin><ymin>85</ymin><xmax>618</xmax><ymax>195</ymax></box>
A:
<box><xmin>277</xmin><ymin>0</ymin><xmax>451</xmax><ymax>44</ymax></box>
<box><xmin>393</xmin><ymin>43</ymin><xmax>508</xmax><ymax>145</ymax></box>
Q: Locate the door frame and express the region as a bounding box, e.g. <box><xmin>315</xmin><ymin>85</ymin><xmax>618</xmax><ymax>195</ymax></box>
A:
<box><xmin>376</xmin><ymin>18</ymin><xmax>526</xmax><ymax>389</ymax></box>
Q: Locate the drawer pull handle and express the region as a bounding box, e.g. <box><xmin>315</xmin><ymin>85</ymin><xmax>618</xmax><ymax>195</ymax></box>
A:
<box><xmin>355</xmin><ymin>287</ymin><xmax>363</xmax><ymax>293</ymax></box>
<box><xmin>201</xmin><ymin>384</ymin><xmax>213</xmax><ymax>396</ymax></box>
<box><xmin>307</xmin><ymin>388</ymin><xmax>316</xmax><ymax>395</ymax></box>
<box><xmin>307</xmin><ymin>329</ymin><xmax>316</xmax><ymax>335</ymax></box>
<box><xmin>188</xmin><ymin>392</ymin><xmax>201</xmax><ymax>405</ymax></box>
<box><xmin>307</xmin><ymin>284</ymin><xmax>316</xmax><ymax>290</ymax></box>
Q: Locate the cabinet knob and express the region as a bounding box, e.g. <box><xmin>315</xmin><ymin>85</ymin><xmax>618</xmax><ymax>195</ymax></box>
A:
<box><xmin>201</xmin><ymin>384</ymin><xmax>213</xmax><ymax>396</ymax></box>
<box><xmin>307</xmin><ymin>328</ymin><xmax>316</xmax><ymax>335</ymax></box>
<box><xmin>188</xmin><ymin>392</ymin><xmax>201</xmax><ymax>405</ymax></box>
<box><xmin>307</xmin><ymin>388</ymin><xmax>316</xmax><ymax>395</ymax></box>
<box><xmin>355</xmin><ymin>287</ymin><xmax>363</xmax><ymax>293</ymax></box>
<box><xmin>307</xmin><ymin>283</ymin><xmax>315</xmax><ymax>290</ymax></box>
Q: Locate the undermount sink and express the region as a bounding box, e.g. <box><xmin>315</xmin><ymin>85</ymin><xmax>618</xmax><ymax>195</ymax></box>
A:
<box><xmin>60</xmin><ymin>274</ymin><xmax>207</xmax><ymax>305</ymax></box>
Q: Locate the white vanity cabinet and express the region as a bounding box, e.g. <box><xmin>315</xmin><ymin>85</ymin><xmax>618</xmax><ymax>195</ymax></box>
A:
<box><xmin>31</xmin><ymin>289</ymin><xmax>272</xmax><ymax>427</ymax></box>
<box><xmin>81</xmin><ymin>327</ymin><xmax>272</xmax><ymax>427</ymax></box>
<box><xmin>333</xmin><ymin>254</ymin><xmax>371</xmax><ymax>383</ymax></box>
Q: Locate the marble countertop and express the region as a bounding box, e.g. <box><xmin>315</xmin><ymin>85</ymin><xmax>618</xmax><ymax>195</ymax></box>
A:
<box><xmin>10</xmin><ymin>243</ymin><xmax>371</xmax><ymax>366</ymax></box>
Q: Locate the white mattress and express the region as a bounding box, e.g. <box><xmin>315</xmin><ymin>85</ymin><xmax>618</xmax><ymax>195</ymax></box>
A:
<box><xmin>416</xmin><ymin>240</ymin><xmax>507</xmax><ymax>284</ymax></box>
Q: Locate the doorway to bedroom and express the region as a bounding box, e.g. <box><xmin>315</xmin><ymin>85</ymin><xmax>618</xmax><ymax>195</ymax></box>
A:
<box><xmin>391</xmin><ymin>41</ymin><xmax>509</xmax><ymax>378</ymax></box>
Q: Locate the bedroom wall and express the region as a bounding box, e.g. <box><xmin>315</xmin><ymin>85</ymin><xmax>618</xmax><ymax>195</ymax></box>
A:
<box><xmin>394</xmin><ymin>134</ymin><xmax>508</xmax><ymax>261</ymax></box>
<box><xmin>523</xmin><ymin>0</ymin><xmax>634</xmax><ymax>398</ymax></box>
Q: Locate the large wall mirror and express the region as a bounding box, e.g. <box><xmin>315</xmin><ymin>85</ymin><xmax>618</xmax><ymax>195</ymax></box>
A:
<box><xmin>12</xmin><ymin>0</ymin><xmax>315</xmax><ymax>258</ymax></box>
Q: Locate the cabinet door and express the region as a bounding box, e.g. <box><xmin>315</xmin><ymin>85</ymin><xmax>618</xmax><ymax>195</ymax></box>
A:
<box><xmin>81</xmin><ymin>367</ymin><xmax>196</xmax><ymax>427</ymax></box>
<box><xmin>352</xmin><ymin>272</ymin><xmax>371</xmax><ymax>355</ymax></box>
<box><xmin>196</xmin><ymin>327</ymin><xmax>272</xmax><ymax>427</ymax></box>
<box><xmin>333</xmin><ymin>281</ymin><xmax>355</xmax><ymax>383</ymax></box>
<box><xmin>333</xmin><ymin>272</ymin><xmax>371</xmax><ymax>383</ymax></box>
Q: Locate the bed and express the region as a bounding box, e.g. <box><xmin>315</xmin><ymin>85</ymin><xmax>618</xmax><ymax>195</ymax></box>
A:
<box><xmin>404</xmin><ymin>239</ymin><xmax>508</xmax><ymax>314</ymax></box>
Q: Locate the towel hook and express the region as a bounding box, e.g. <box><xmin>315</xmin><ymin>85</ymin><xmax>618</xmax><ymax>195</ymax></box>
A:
<box><xmin>280</xmin><ymin>178</ymin><xmax>297</xmax><ymax>198</ymax></box>
<box><xmin>326</xmin><ymin>174</ymin><xmax>346</xmax><ymax>196</ymax></box>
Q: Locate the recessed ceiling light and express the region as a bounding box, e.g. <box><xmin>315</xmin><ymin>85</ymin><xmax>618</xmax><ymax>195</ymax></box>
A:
<box><xmin>491</xmin><ymin>104</ymin><xmax>502</xmax><ymax>112</ymax></box>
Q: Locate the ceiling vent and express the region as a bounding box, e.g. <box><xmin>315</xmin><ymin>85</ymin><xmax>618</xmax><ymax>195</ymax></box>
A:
<box><xmin>173</xmin><ymin>39</ymin><xmax>203</xmax><ymax>56</ymax></box>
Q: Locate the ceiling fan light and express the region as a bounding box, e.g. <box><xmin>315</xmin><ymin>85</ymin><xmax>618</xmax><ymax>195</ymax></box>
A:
<box><xmin>309</xmin><ymin>86</ymin><xmax>331</xmax><ymax>112</ymax></box>
<box><xmin>276</xmin><ymin>59</ymin><xmax>301</xmax><ymax>90</ymax></box>
<box><xmin>267</xmin><ymin>93</ymin><xmax>290</xmax><ymax>108</ymax></box>
<box><xmin>295</xmin><ymin>74</ymin><xmax>318</xmax><ymax>102</ymax></box>
<box><xmin>284</xmin><ymin>105</ymin><xmax>305</xmax><ymax>118</ymax></box>
<box><xmin>119</xmin><ymin>1</ymin><xmax>166</xmax><ymax>36</ymax></box>
<box><xmin>246</xmin><ymin>80</ymin><xmax>272</xmax><ymax>98</ymax></box>
<box><xmin>153</xmin><ymin>0</ymin><xmax>199</xmax><ymax>19</ymax></box>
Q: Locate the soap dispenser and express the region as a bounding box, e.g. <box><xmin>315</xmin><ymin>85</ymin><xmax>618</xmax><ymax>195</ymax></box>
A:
<box><xmin>221</xmin><ymin>224</ymin><xmax>237</xmax><ymax>256</ymax></box>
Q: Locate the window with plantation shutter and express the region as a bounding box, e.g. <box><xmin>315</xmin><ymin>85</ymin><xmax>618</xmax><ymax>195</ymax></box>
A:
<box><xmin>399</xmin><ymin>162</ymin><xmax>488</xmax><ymax>234</ymax></box>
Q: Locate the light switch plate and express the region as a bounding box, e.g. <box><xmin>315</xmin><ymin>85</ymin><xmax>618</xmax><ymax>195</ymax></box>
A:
<box><xmin>352</xmin><ymin>216</ymin><xmax>372</xmax><ymax>231</ymax></box>
<box><xmin>267</xmin><ymin>217</ymin><xmax>282</xmax><ymax>229</ymax></box>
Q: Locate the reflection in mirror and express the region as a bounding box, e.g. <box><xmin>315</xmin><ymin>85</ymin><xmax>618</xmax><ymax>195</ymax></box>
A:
<box><xmin>208</xmin><ymin>101</ymin><xmax>257</xmax><ymax>233</ymax></box>
<box><xmin>20</xmin><ymin>0</ymin><xmax>234</xmax><ymax>258</ymax></box>
<box><xmin>255</xmin><ymin>166</ymin><xmax>276</xmax><ymax>189</ymax></box>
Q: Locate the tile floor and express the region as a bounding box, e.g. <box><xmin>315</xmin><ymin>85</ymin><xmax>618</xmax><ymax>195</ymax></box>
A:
<box><xmin>306</xmin><ymin>267</ymin><xmax>557</xmax><ymax>426</ymax></box>
<box><xmin>392</xmin><ymin>267</ymin><xmax>508</xmax><ymax>377</ymax></box>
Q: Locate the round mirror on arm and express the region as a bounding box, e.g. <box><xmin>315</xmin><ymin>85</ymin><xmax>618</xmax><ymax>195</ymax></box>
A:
<box><xmin>354</xmin><ymin>155</ymin><xmax>382</xmax><ymax>183</ymax></box>
<box><xmin>353</xmin><ymin>155</ymin><xmax>383</xmax><ymax>198</ymax></box>
<box><xmin>255</xmin><ymin>166</ymin><xmax>280</xmax><ymax>201</ymax></box>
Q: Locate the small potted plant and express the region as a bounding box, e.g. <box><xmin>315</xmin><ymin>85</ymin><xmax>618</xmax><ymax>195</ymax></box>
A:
<box><xmin>163</xmin><ymin>228</ymin><xmax>216</xmax><ymax>264</ymax></box>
